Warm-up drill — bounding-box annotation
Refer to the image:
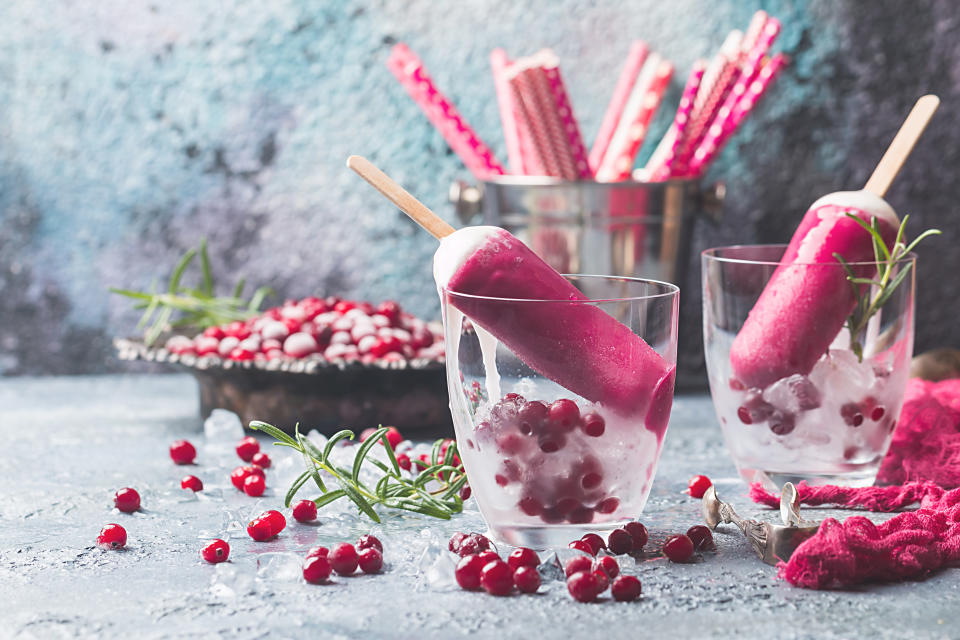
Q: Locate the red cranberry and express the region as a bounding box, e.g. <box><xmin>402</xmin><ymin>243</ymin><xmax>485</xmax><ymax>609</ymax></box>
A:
<box><xmin>596</xmin><ymin>497</ymin><xmax>620</xmax><ymax>514</ymax></box>
<box><xmin>663</xmin><ymin>534</ymin><xmax>695</xmax><ymax>563</ymax></box>
<box><xmin>448</xmin><ymin>532</ymin><xmax>467</xmax><ymax>553</ymax></box>
<box><xmin>376</xmin><ymin>301</ymin><xmax>402</xmax><ymax>324</ymax></box>
<box><xmin>580</xmin><ymin>533</ymin><xmax>607</xmax><ymax>555</ymax></box>
<box><xmin>607</xmin><ymin>528</ymin><xmax>633</xmax><ymax>555</ymax></box>
<box><xmin>201</xmin><ymin>539</ymin><xmax>230</xmax><ymax>564</ymax></box>
<box><xmin>548</xmin><ymin>399</ymin><xmax>580</xmax><ymax>432</ymax></box>
<box><xmin>303</xmin><ymin>556</ymin><xmax>333</xmax><ymax>584</ymax></box>
<box><xmin>480</xmin><ymin>559</ymin><xmax>514</xmax><ymax>596</ymax></box>
<box><xmin>566</xmin><ymin>570</ymin><xmax>600</xmax><ymax>603</ymax></box>
<box><xmin>595</xmin><ymin>555</ymin><xmax>620</xmax><ymax>579</ymax></box>
<box><xmin>565</xmin><ymin>555</ymin><xmax>593</xmax><ymax>577</ymax></box>
<box><xmin>203</xmin><ymin>326</ymin><xmax>225</xmax><ymax>339</ymax></box>
<box><xmin>292</xmin><ymin>500</ymin><xmax>318</xmax><ymax>523</ymax></box>
<box><xmin>567</xmin><ymin>505</ymin><xmax>595</xmax><ymax>525</ymax></box>
<box><xmin>513</xmin><ymin>565</ymin><xmax>541</xmax><ymax>593</ymax></box>
<box><xmin>729</xmin><ymin>378</ymin><xmax>746</xmax><ymax>391</ymax></box>
<box><xmin>224</xmin><ymin>321</ymin><xmax>251</xmax><ymax>339</ymax></box>
<box><xmin>841</xmin><ymin>402</ymin><xmax>865</xmax><ymax>427</ymax></box>
<box><xmin>455</xmin><ymin>554</ymin><xmax>485</xmax><ymax>590</ymax></box>
<box><xmin>769</xmin><ymin>411</ymin><xmax>796</xmax><ymax>435</ymax></box>
<box><xmin>358</xmin><ymin>547</ymin><xmax>383</xmax><ymax>574</ymax></box>
<box><xmin>306</xmin><ymin>546</ymin><xmax>328</xmax><ymax>559</ymax></box>
<box><xmin>592</xmin><ymin>568</ymin><xmax>610</xmax><ymax>592</ymax></box>
<box><xmin>243</xmin><ymin>474</ymin><xmax>265</xmax><ymax>497</ymax></box>
<box><xmin>247</xmin><ymin>518</ymin><xmax>273</xmax><ymax>541</ymax></box>
<box><xmin>251</xmin><ymin>452</ymin><xmax>271</xmax><ymax>468</ymax></box>
<box><xmin>738</xmin><ymin>392</ymin><xmax>775</xmax><ymax>425</ymax></box>
<box><xmin>581</xmin><ymin>412</ymin><xmax>605</xmax><ymax>437</ymax></box>
<box><xmin>194</xmin><ymin>336</ymin><xmax>220</xmax><ymax>356</ymax></box>
<box><xmin>357</xmin><ymin>534</ymin><xmax>382</xmax><ymax>553</ymax></box>
<box><xmin>397</xmin><ymin>454</ymin><xmax>412</xmax><ymax>471</ymax></box>
<box><xmin>169</xmin><ymin>440</ymin><xmax>196</xmax><ymax>465</ymax></box>
<box><xmin>284</xmin><ymin>332</ymin><xmax>319</xmax><ymax>358</ymax></box>
<box><xmin>687</xmin><ymin>475</ymin><xmax>713</xmax><ymax>498</ymax></box>
<box><xmin>477</xmin><ymin>550</ymin><xmax>500</xmax><ymax>566</ymax></box>
<box><xmin>611</xmin><ymin>575</ymin><xmax>642</xmax><ymax>602</ymax></box>
<box><xmin>114</xmin><ymin>487</ymin><xmax>141</xmax><ymax>513</ymax></box>
<box><xmin>236</xmin><ymin>436</ymin><xmax>260</xmax><ymax>462</ymax></box>
<box><xmin>737</xmin><ymin>406</ymin><xmax>753</xmax><ymax>424</ymax></box>
<box><xmin>507</xmin><ymin>547</ymin><xmax>540</xmax><ymax>571</ymax></box>
<box><xmin>459</xmin><ymin>485</ymin><xmax>472</xmax><ymax>501</ymax></box>
<box><xmin>517</xmin><ymin>400</ymin><xmax>548</xmax><ymax>435</ymax></box>
<box><xmin>581</xmin><ymin>472</ymin><xmax>603</xmax><ymax>490</ymax></box>
<box><xmin>97</xmin><ymin>524</ymin><xmax>127</xmax><ymax>550</ymax></box>
<box><xmin>181</xmin><ymin>475</ymin><xmax>203</xmax><ymax>491</ymax></box>
<box><xmin>261</xmin><ymin>510</ymin><xmax>286</xmax><ymax>535</ymax></box>
<box><xmin>329</xmin><ymin>543</ymin><xmax>359</xmax><ymax>575</ymax></box>
<box><xmin>518</xmin><ymin>496</ymin><xmax>544</xmax><ymax>517</ymax></box>
<box><xmin>228</xmin><ymin>347</ymin><xmax>255</xmax><ymax>361</ymax></box>
<box><xmin>230</xmin><ymin>465</ymin><xmax>264</xmax><ymax>490</ymax></box>
<box><xmin>568</xmin><ymin>540</ymin><xmax>595</xmax><ymax>555</ymax></box>
<box><xmin>624</xmin><ymin>522</ymin><xmax>648</xmax><ymax>550</ymax></box>
<box><xmin>686</xmin><ymin>525</ymin><xmax>715</xmax><ymax>551</ymax></box>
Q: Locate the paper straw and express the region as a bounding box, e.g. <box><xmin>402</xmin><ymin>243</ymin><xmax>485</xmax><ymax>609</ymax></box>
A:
<box><xmin>687</xmin><ymin>53</ymin><xmax>787</xmax><ymax>176</ymax></box>
<box><xmin>508</xmin><ymin>65</ymin><xmax>562</xmax><ymax>177</ymax></box>
<box><xmin>651</xmin><ymin>60</ymin><xmax>706</xmax><ymax>181</ymax></box>
<box><xmin>595</xmin><ymin>56</ymin><xmax>673</xmax><ymax>182</ymax></box>
<box><xmin>490</xmin><ymin>49</ymin><xmax>526</xmax><ymax>174</ymax></box>
<box><xmin>530</xmin><ymin>65</ymin><xmax>580</xmax><ymax>180</ymax></box>
<box><xmin>542</xmin><ymin>61</ymin><xmax>592</xmax><ymax>179</ymax></box>
<box><xmin>740</xmin><ymin>10</ymin><xmax>769</xmax><ymax>56</ymax></box>
<box><xmin>589</xmin><ymin>42</ymin><xmax>649</xmax><ymax>173</ymax></box>
<box><xmin>387</xmin><ymin>43</ymin><xmax>505</xmax><ymax>180</ymax></box>
<box><xmin>694</xmin><ymin>30</ymin><xmax>742</xmax><ymax>114</ymax></box>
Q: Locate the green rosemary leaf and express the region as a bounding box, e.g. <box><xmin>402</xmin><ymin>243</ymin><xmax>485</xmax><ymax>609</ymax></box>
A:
<box><xmin>285</xmin><ymin>471</ymin><xmax>312</xmax><ymax>507</ymax></box>
<box><xmin>353</xmin><ymin>428</ymin><xmax>388</xmax><ymax>484</ymax></box>
<box><xmin>146</xmin><ymin>305</ymin><xmax>173</xmax><ymax>346</ymax></box>
<box><xmin>232</xmin><ymin>277</ymin><xmax>246</xmax><ymax>300</ymax></box>
<box><xmin>199</xmin><ymin>239</ymin><xmax>214</xmax><ymax>297</ymax></box>
<box><xmin>168</xmin><ymin>247</ymin><xmax>198</xmax><ymax>294</ymax></box>
<box><xmin>323</xmin><ymin>430</ymin><xmax>354</xmax><ymax>461</ymax></box>
<box><xmin>248</xmin><ymin>286</ymin><xmax>272</xmax><ymax>312</ymax></box>
<box><xmin>903</xmin><ymin>228</ymin><xmax>942</xmax><ymax>255</ymax></box>
<box><xmin>248</xmin><ymin>420</ymin><xmax>298</xmax><ymax>447</ymax></box>
<box><xmin>335</xmin><ymin>475</ymin><xmax>380</xmax><ymax>523</ymax></box>
<box><xmin>871</xmin><ymin>261</ymin><xmax>914</xmax><ymax>310</ymax></box>
<box><xmin>294</xmin><ymin>425</ymin><xmax>327</xmax><ymax>492</ymax></box>
<box><xmin>108</xmin><ymin>288</ymin><xmax>154</xmax><ymax>301</ymax></box>
<box><xmin>378</xmin><ymin>428</ymin><xmax>402</xmax><ymax>476</ymax></box>
<box><xmin>314</xmin><ymin>489</ymin><xmax>347</xmax><ymax>508</ymax></box>
<box><xmin>375</xmin><ymin>474</ymin><xmax>391</xmax><ymax>500</ymax></box>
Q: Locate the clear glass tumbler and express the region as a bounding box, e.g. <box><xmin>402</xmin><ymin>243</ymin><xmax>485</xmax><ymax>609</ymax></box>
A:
<box><xmin>702</xmin><ymin>245</ymin><xmax>915</xmax><ymax>487</ymax></box>
<box><xmin>441</xmin><ymin>275</ymin><xmax>679</xmax><ymax>546</ymax></box>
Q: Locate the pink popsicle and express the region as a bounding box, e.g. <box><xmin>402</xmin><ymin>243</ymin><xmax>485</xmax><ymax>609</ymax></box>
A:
<box><xmin>435</xmin><ymin>226</ymin><xmax>676</xmax><ymax>424</ymax></box>
<box><xmin>729</xmin><ymin>191</ymin><xmax>899</xmax><ymax>389</ymax></box>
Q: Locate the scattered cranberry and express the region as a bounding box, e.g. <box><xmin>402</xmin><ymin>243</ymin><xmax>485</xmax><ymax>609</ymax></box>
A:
<box><xmin>568</xmin><ymin>539</ymin><xmax>595</xmax><ymax>555</ymax></box>
<box><xmin>687</xmin><ymin>475</ymin><xmax>713</xmax><ymax>498</ymax></box>
<box><xmin>201</xmin><ymin>539</ymin><xmax>230</xmax><ymax>564</ymax></box>
<box><xmin>459</xmin><ymin>485</ymin><xmax>472</xmax><ymax>501</ymax></box>
<box><xmin>169</xmin><ymin>440</ymin><xmax>196</xmax><ymax>465</ymax></box>
<box><xmin>611</xmin><ymin>575</ymin><xmax>642</xmax><ymax>602</ymax></box>
<box><xmin>382</xmin><ymin>426</ymin><xmax>403</xmax><ymax>449</ymax></box>
<box><xmin>581</xmin><ymin>412</ymin><xmax>605</xmax><ymax>437</ymax></box>
<box><xmin>303</xmin><ymin>556</ymin><xmax>333</xmax><ymax>584</ymax></box>
<box><xmin>607</xmin><ymin>528</ymin><xmax>633</xmax><ymax>555</ymax></box>
<box><xmin>357</xmin><ymin>534</ymin><xmax>383</xmax><ymax>553</ymax></box>
<box><xmin>686</xmin><ymin>525</ymin><xmax>715</xmax><ymax>551</ymax></box>
<box><xmin>358</xmin><ymin>547</ymin><xmax>383</xmax><ymax>574</ymax></box>
<box><xmin>236</xmin><ymin>436</ymin><xmax>260</xmax><ymax>462</ymax></box>
<box><xmin>247</xmin><ymin>518</ymin><xmax>273</xmax><ymax>541</ymax></box>
<box><xmin>592</xmin><ymin>568</ymin><xmax>610</xmax><ymax>592</ymax></box>
<box><xmin>548</xmin><ymin>399</ymin><xmax>580</xmax><ymax>431</ymax></box>
<box><xmin>737</xmin><ymin>392</ymin><xmax>775</xmax><ymax>425</ymax></box>
<box><xmin>476</xmin><ymin>550</ymin><xmax>499</xmax><ymax>567</ymax></box>
<box><xmin>329</xmin><ymin>543</ymin><xmax>359</xmax><ymax>575</ymax></box>
<box><xmin>624</xmin><ymin>522</ymin><xmax>648</xmax><ymax>550</ymax></box>
<box><xmin>292</xmin><ymin>500</ymin><xmax>318</xmax><ymax>523</ymax></box>
<box><xmin>251</xmin><ymin>452</ymin><xmax>271</xmax><ymax>468</ymax></box>
<box><xmin>455</xmin><ymin>554</ymin><xmax>486</xmax><ymax>590</ymax></box>
<box><xmin>448</xmin><ymin>532</ymin><xmax>468</xmax><ymax>554</ymax></box>
<box><xmin>507</xmin><ymin>547</ymin><xmax>540</xmax><ymax>571</ymax></box>
<box><xmin>181</xmin><ymin>475</ymin><xmax>203</xmax><ymax>492</ymax></box>
<box><xmin>663</xmin><ymin>534</ymin><xmax>695</xmax><ymax>563</ymax></box>
<box><xmin>567</xmin><ymin>570</ymin><xmax>600</xmax><ymax>603</ymax></box>
<box><xmin>596</xmin><ymin>497</ymin><xmax>620</xmax><ymax>514</ymax></box>
<box><xmin>261</xmin><ymin>510</ymin><xmax>286</xmax><ymax>535</ymax></box>
<box><xmin>565</xmin><ymin>555</ymin><xmax>593</xmax><ymax>578</ymax></box>
<box><xmin>595</xmin><ymin>555</ymin><xmax>620</xmax><ymax>579</ymax></box>
<box><xmin>97</xmin><ymin>524</ymin><xmax>127</xmax><ymax>550</ymax></box>
<box><xmin>397</xmin><ymin>454</ymin><xmax>412</xmax><ymax>471</ymax></box>
<box><xmin>457</xmin><ymin>533</ymin><xmax>491</xmax><ymax>557</ymax></box>
<box><xmin>306</xmin><ymin>546</ymin><xmax>328</xmax><ymax>559</ymax></box>
<box><xmin>230</xmin><ymin>465</ymin><xmax>264</xmax><ymax>490</ymax></box>
<box><xmin>841</xmin><ymin>402</ymin><xmax>865</xmax><ymax>427</ymax></box>
<box><xmin>243</xmin><ymin>474</ymin><xmax>265</xmax><ymax>497</ymax></box>
<box><xmin>480</xmin><ymin>559</ymin><xmax>514</xmax><ymax>596</ymax></box>
<box><xmin>513</xmin><ymin>565</ymin><xmax>541</xmax><ymax>593</ymax></box>
<box><xmin>580</xmin><ymin>533</ymin><xmax>606</xmax><ymax>555</ymax></box>
<box><xmin>114</xmin><ymin>487</ymin><xmax>141</xmax><ymax>513</ymax></box>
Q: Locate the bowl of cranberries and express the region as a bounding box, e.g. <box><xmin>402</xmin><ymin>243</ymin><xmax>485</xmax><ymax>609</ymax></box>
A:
<box><xmin>115</xmin><ymin>296</ymin><xmax>452</xmax><ymax>434</ymax></box>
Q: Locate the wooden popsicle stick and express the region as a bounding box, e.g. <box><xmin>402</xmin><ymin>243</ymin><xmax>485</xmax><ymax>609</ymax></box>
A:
<box><xmin>347</xmin><ymin>155</ymin><xmax>456</xmax><ymax>239</ymax></box>
<box><xmin>864</xmin><ymin>94</ymin><xmax>940</xmax><ymax>197</ymax></box>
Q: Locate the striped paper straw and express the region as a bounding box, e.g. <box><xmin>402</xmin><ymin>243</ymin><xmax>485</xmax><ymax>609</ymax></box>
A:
<box><xmin>740</xmin><ymin>10</ymin><xmax>769</xmax><ymax>56</ymax></box>
<box><xmin>387</xmin><ymin>44</ymin><xmax>505</xmax><ymax>180</ymax></box>
<box><xmin>509</xmin><ymin>65</ymin><xmax>562</xmax><ymax>177</ymax></box>
<box><xmin>694</xmin><ymin>30</ymin><xmax>742</xmax><ymax>113</ymax></box>
<box><xmin>530</xmin><ymin>65</ymin><xmax>580</xmax><ymax>180</ymax></box>
<box><xmin>651</xmin><ymin>60</ymin><xmax>706</xmax><ymax>181</ymax></box>
<box><xmin>542</xmin><ymin>60</ymin><xmax>592</xmax><ymax>179</ymax></box>
<box><xmin>490</xmin><ymin>49</ymin><xmax>526</xmax><ymax>174</ymax></box>
<box><xmin>589</xmin><ymin>42</ymin><xmax>649</xmax><ymax>173</ymax></box>
<box><xmin>595</xmin><ymin>56</ymin><xmax>674</xmax><ymax>182</ymax></box>
<box><xmin>687</xmin><ymin>53</ymin><xmax>787</xmax><ymax>176</ymax></box>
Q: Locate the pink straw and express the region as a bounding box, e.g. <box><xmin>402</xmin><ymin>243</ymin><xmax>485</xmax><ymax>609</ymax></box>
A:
<box><xmin>490</xmin><ymin>49</ymin><xmax>525</xmax><ymax>174</ymax></box>
<box><xmin>589</xmin><ymin>42</ymin><xmax>649</xmax><ymax>174</ymax></box>
<box><xmin>542</xmin><ymin>61</ymin><xmax>592</xmax><ymax>179</ymax></box>
<box><xmin>651</xmin><ymin>60</ymin><xmax>706</xmax><ymax>181</ymax></box>
<box><xmin>508</xmin><ymin>65</ymin><xmax>560</xmax><ymax>176</ymax></box>
<box><xmin>387</xmin><ymin>43</ymin><xmax>505</xmax><ymax>180</ymax></box>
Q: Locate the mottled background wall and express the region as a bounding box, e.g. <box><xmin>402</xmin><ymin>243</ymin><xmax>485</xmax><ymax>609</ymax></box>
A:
<box><xmin>1</xmin><ymin>0</ymin><xmax>957</xmax><ymax>383</ymax></box>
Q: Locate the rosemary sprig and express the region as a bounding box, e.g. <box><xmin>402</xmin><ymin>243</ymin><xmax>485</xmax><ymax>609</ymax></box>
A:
<box><xmin>110</xmin><ymin>239</ymin><xmax>272</xmax><ymax>346</ymax></box>
<box><xmin>249</xmin><ymin>421</ymin><xmax>469</xmax><ymax>523</ymax></box>
<box><xmin>834</xmin><ymin>213</ymin><xmax>940</xmax><ymax>361</ymax></box>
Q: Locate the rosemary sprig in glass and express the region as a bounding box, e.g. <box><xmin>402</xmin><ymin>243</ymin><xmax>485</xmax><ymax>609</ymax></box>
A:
<box><xmin>834</xmin><ymin>213</ymin><xmax>940</xmax><ymax>361</ymax></box>
<box><xmin>249</xmin><ymin>421</ymin><xmax>468</xmax><ymax>522</ymax></box>
<box><xmin>110</xmin><ymin>239</ymin><xmax>272</xmax><ymax>346</ymax></box>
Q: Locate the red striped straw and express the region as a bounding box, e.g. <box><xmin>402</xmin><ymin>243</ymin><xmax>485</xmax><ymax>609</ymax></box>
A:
<box><xmin>542</xmin><ymin>60</ymin><xmax>592</xmax><ymax>179</ymax></box>
<box><xmin>687</xmin><ymin>53</ymin><xmax>787</xmax><ymax>176</ymax></box>
<box><xmin>387</xmin><ymin>43</ymin><xmax>505</xmax><ymax>180</ymax></box>
<box><xmin>651</xmin><ymin>60</ymin><xmax>706</xmax><ymax>181</ymax></box>
<box><xmin>694</xmin><ymin>30</ymin><xmax>742</xmax><ymax>114</ymax></box>
<box><xmin>508</xmin><ymin>65</ymin><xmax>561</xmax><ymax>177</ymax></box>
<box><xmin>595</xmin><ymin>56</ymin><xmax>674</xmax><ymax>182</ymax></box>
<box><xmin>490</xmin><ymin>49</ymin><xmax>526</xmax><ymax>174</ymax></box>
<box><xmin>589</xmin><ymin>42</ymin><xmax>649</xmax><ymax>174</ymax></box>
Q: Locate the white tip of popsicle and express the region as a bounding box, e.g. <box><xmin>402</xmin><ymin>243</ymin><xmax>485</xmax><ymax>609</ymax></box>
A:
<box><xmin>808</xmin><ymin>190</ymin><xmax>899</xmax><ymax>227</ymax></box>
<box><xmin>433</xmin><ymin>226</ymin><xmax>503</xmax><ymax>289</ymax></box>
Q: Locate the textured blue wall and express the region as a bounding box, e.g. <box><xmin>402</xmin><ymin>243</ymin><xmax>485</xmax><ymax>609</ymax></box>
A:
<box><xmin>1</xmin><ymin>0</ymin><xmax>957</xmax><ymax>375</ymax></box>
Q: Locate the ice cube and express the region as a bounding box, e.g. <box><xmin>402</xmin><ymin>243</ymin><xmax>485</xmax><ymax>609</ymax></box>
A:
<box><xmin>256</xmin><ymin>552</ymin><xmax>303</xmax><ymax>582</ymax></box>
<box><xmin>762</xmin><ymin>374</ymin><xmax>821</xmax><ymax>414</ymax></box>
<box><xmin>810</xmin><ymin>349</ymin><xmax>876</xmax><ymax>402</ymax></box>
<box><xmin>204</xmin><ymin>409</ymin><xmax>245</xmax><ymax>444</ymax></box>
<box><xmin>417</xmin><ymin>547</ymin><xmax>459</xmax><ymax>591</ymax></box>
<box><xmin>210</xmin><ymin>563</ymin><xmax>255</xmax><ymax>598</ymax></box>
<box><xmin>536</xmin><ymin>552</ymin><xmax>565</xmax><ymax>582</ymax></box>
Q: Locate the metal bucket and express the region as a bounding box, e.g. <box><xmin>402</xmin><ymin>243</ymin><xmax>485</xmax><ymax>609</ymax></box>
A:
<box><xmin>450</xmin><ymin>177</ymin><xmax>724</xmax><ymax>390</ymax></box>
